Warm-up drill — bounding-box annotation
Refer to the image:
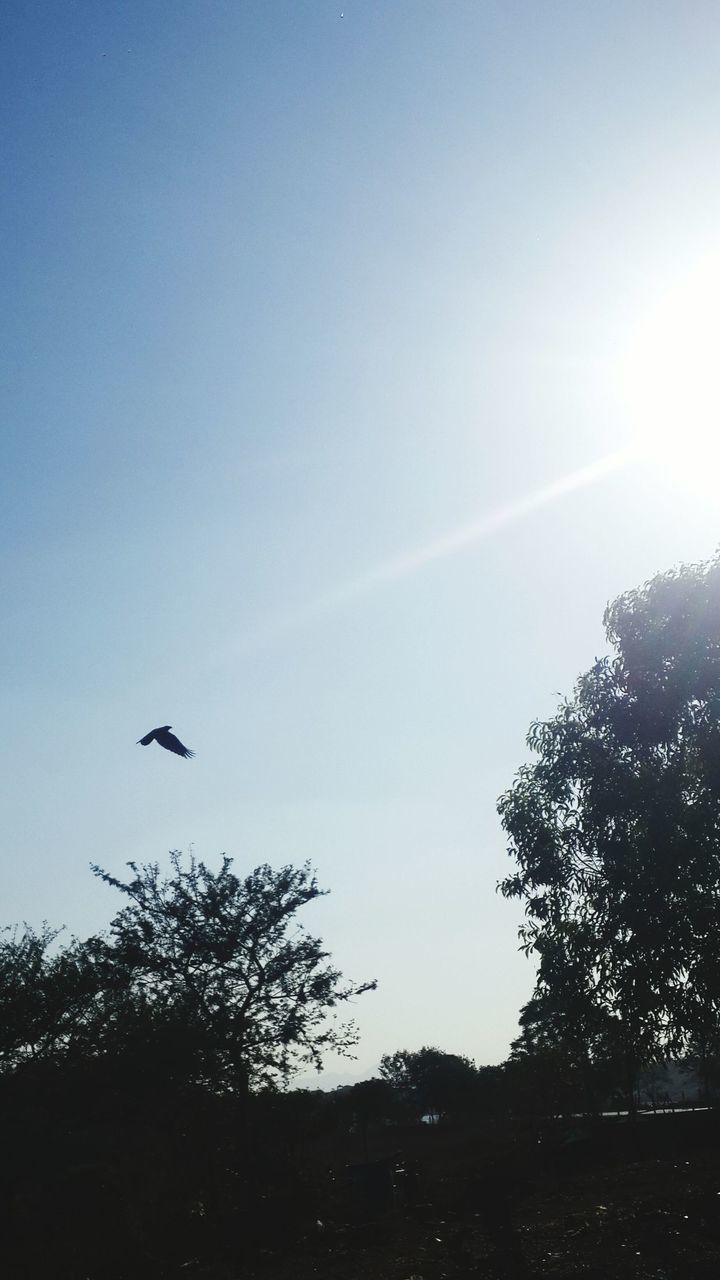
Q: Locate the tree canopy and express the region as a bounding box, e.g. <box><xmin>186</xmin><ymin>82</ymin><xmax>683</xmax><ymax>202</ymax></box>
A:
<box><xmin>499</xmin><ymin>553</ymin><xmax>720</xmax><ymax>1069</ymax></box>
<box><xmin>379</xmin><ymin>1045</ymin><xmax>480</xmax><ymax>1114</ymax></box>
<box><xmin>0</xmin><ymin>853</ymin><xmax>375</xmax><ymax>1091</ymax></box>
<box><xmin>92</xmin><ymin>853</ymin><xmax>376</xmax><ymax>1089</ymax></box>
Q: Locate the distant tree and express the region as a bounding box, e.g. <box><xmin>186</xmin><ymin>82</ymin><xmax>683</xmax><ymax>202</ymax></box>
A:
<box><xmin>499</xmin><ymin>554</ymin><xmax>720</xmax><ymax>1079</ymax></box>
<box><xmin>637</xmin><ymin>1061</ymin><xmax>672</xmax><ymax>1109</ymax></box>
<box><xmin>91</xmin><ymin>853</ymin><xmax>376</xmax><ymax>1091</ymax></box>
<box><xmin>328</xmin><ymin>1077</ymin><xmax>404</xmax><ymax>1159</ymax></box>
<box><xmin>680</xmin><ymin>1035</ymin><xmax>720</xmax><ymax>1105</ymax></box>
<box><xmin>379</xmin><ymin>1045</ymin><xmax>479</xmax><ymax>1115</ymax></box>
<box><xmin>345</xmin><ymin>1076</ymin><xmax>400</xmax><ymax>1123</ymax></box>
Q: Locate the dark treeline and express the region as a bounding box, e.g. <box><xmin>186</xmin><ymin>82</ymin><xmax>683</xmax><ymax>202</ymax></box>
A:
<box><xmin>6</xmin><ymin>554</ymin><xmax>720</xmax><ymax>1277</ymax></box>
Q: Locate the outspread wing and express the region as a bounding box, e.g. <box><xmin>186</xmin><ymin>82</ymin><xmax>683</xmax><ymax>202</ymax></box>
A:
<box><xmin>137</xmin><ymin>729</ymin><xmax>158</xmax><ymax>746</ymax></box>
<box><xmin>156</xmin><ymin>729</ymin><xmax>195</xmax><ymax>758</ymax></box>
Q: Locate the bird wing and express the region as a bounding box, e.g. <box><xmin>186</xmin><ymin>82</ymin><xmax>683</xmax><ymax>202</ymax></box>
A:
<box><xmin>156</xmin><ymin>729</ymin><xmax>195</xmax><ymax>758</ymax></box>
<box><xmin>137</xmin><ymin>729</ymin><xmax>159</xmax><ymax>746</ymax></box>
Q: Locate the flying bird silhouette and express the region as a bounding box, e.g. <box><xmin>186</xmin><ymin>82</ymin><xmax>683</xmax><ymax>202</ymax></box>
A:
<box><xmin>137</xmin><ymin>726</ymin><xmax>195</xmax><ymax>758</ymax></box>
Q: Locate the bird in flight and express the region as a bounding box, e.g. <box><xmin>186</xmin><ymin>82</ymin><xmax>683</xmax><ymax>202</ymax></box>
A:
<box><xmin>137</xmin><ymin>725</ymin><xmax>195</xmax><ymax>758</ymax></box>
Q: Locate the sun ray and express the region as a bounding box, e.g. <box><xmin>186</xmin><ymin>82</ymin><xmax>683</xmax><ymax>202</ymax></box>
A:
<box><xmin>211</xmin><ymin>449</ymin><xmax>633</xmax><ymax>665</ymax></box>
<box><xmin>317</xmin><ymin>448</ymin><xmax>634</xmax><ymax>607</ymax></box>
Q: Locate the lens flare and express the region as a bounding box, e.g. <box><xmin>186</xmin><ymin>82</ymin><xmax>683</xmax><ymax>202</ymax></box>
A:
<box><xmin>317</xmin><ymin>449</ymin><xmax>633</xmax><ymax>607</ymax></box>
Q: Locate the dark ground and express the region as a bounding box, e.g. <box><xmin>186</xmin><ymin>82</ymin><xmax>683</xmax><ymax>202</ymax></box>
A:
<box><xmin>242</xmin><ymin>1110</ymin><xmax>720</xmax><ymax>1280</ymax></box>
<box><xmin>6</xmin><ymin>1105</ymin><xmax>720</xmax><ymax>1278</ymax></box>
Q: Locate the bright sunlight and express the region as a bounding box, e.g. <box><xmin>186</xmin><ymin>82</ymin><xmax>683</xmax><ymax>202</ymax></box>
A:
<box><xmin>619</xmin><ymin>254</ymin><xmax>720</xmax><ymax>494</ymax></box>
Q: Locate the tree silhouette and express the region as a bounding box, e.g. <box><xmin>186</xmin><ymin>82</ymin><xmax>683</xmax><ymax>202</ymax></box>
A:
<box><xmin>0</xmin><ymin>924</ymin><xmax>103</xmax><ymax>1073</ymax></box>
<box><xmin>499</xmin><ymin>553</ymin><xmax>720</xmax><ymax>1074</ymax></box>
<box><xmin>91</xmin><ymin>852</ymin><xmax>376</xmax><ymax>1090</ymax></box>
<box><xmin>379</xmin><ymin>1045</ymin><xmax>479</xmax><ymax>1115</ymax></box>
<box><xmin>0</xmin><ymin>855</ymin><xmax>375</xmax><ymax>1095</ymax></box>
<box><xmin>0</xmin><ymin>855</ymin><xmax>377</xmax><ymax>1274</ymax></box>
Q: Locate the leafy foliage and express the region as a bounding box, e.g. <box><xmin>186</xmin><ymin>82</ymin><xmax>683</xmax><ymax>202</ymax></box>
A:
<box><xmin>90</xmin><ymin>853</ymin><xmax>376</xmax><ymax>1088</ymax></box>
<box><xmin>499</xmin><ymin>553</ymin><xmax>720</xmax><ymax>1067</ymax></box>
<box><xmin>0</xmin><ymin>854</ymin><xmax>375</xmax><ymax>1092</ymax></box>
<box><xmin>0</xmin><ymin>924</ymin><xmax>103</xmax><ymax>1072</ymax></box>
<box><xmin>379</xmin><ymin>1045</ymin><xmax>481</xmax><ymax>1114</ymax></box>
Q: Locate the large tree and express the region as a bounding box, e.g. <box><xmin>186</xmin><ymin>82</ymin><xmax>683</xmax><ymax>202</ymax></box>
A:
<box><xmin>499</xmin><ymin>553</ymin><xmax>720</xmax><ymax>1073</ymax></box>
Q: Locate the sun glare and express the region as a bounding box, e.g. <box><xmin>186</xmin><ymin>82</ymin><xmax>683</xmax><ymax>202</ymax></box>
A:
<box><xmin>619</xmin><ymin>255</ymin><xmax>720</xmax><ymax>494</ymax></box>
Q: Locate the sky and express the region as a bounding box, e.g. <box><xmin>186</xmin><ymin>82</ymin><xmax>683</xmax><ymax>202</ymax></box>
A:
<box><xmin>3</xmin><ymin>0</ymin><xmax>720</xmax><ymax>1083</ymax></box>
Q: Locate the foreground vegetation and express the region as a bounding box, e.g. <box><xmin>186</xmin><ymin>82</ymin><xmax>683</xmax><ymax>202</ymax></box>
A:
<box><xmin>6</xmin><ymin>553</ymin><xmax>720</xmax><ymax>1275</ymax></box>
<box><xmin>3</xmin><ymin>1069</ymin><xmax>720</xmax><ymax>1278</ymax></box>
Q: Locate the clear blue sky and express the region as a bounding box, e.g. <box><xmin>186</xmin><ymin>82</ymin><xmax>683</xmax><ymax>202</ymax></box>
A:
<box><xmin>3</xmin><ymin>0</ymin><xmax>720</xmax><ymax>1081</ymax></box>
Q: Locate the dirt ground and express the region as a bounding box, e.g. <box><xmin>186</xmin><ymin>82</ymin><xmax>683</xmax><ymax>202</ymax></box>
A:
<box><xmin>238</xmin><ymin>1112</ymin><xmax>720</xmax><ymax>1280</ymax></box>
<box><xmin>8</xmin><ymin>1107</ymin><xmax>720</xmax><ymax>1278</ymax></box>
